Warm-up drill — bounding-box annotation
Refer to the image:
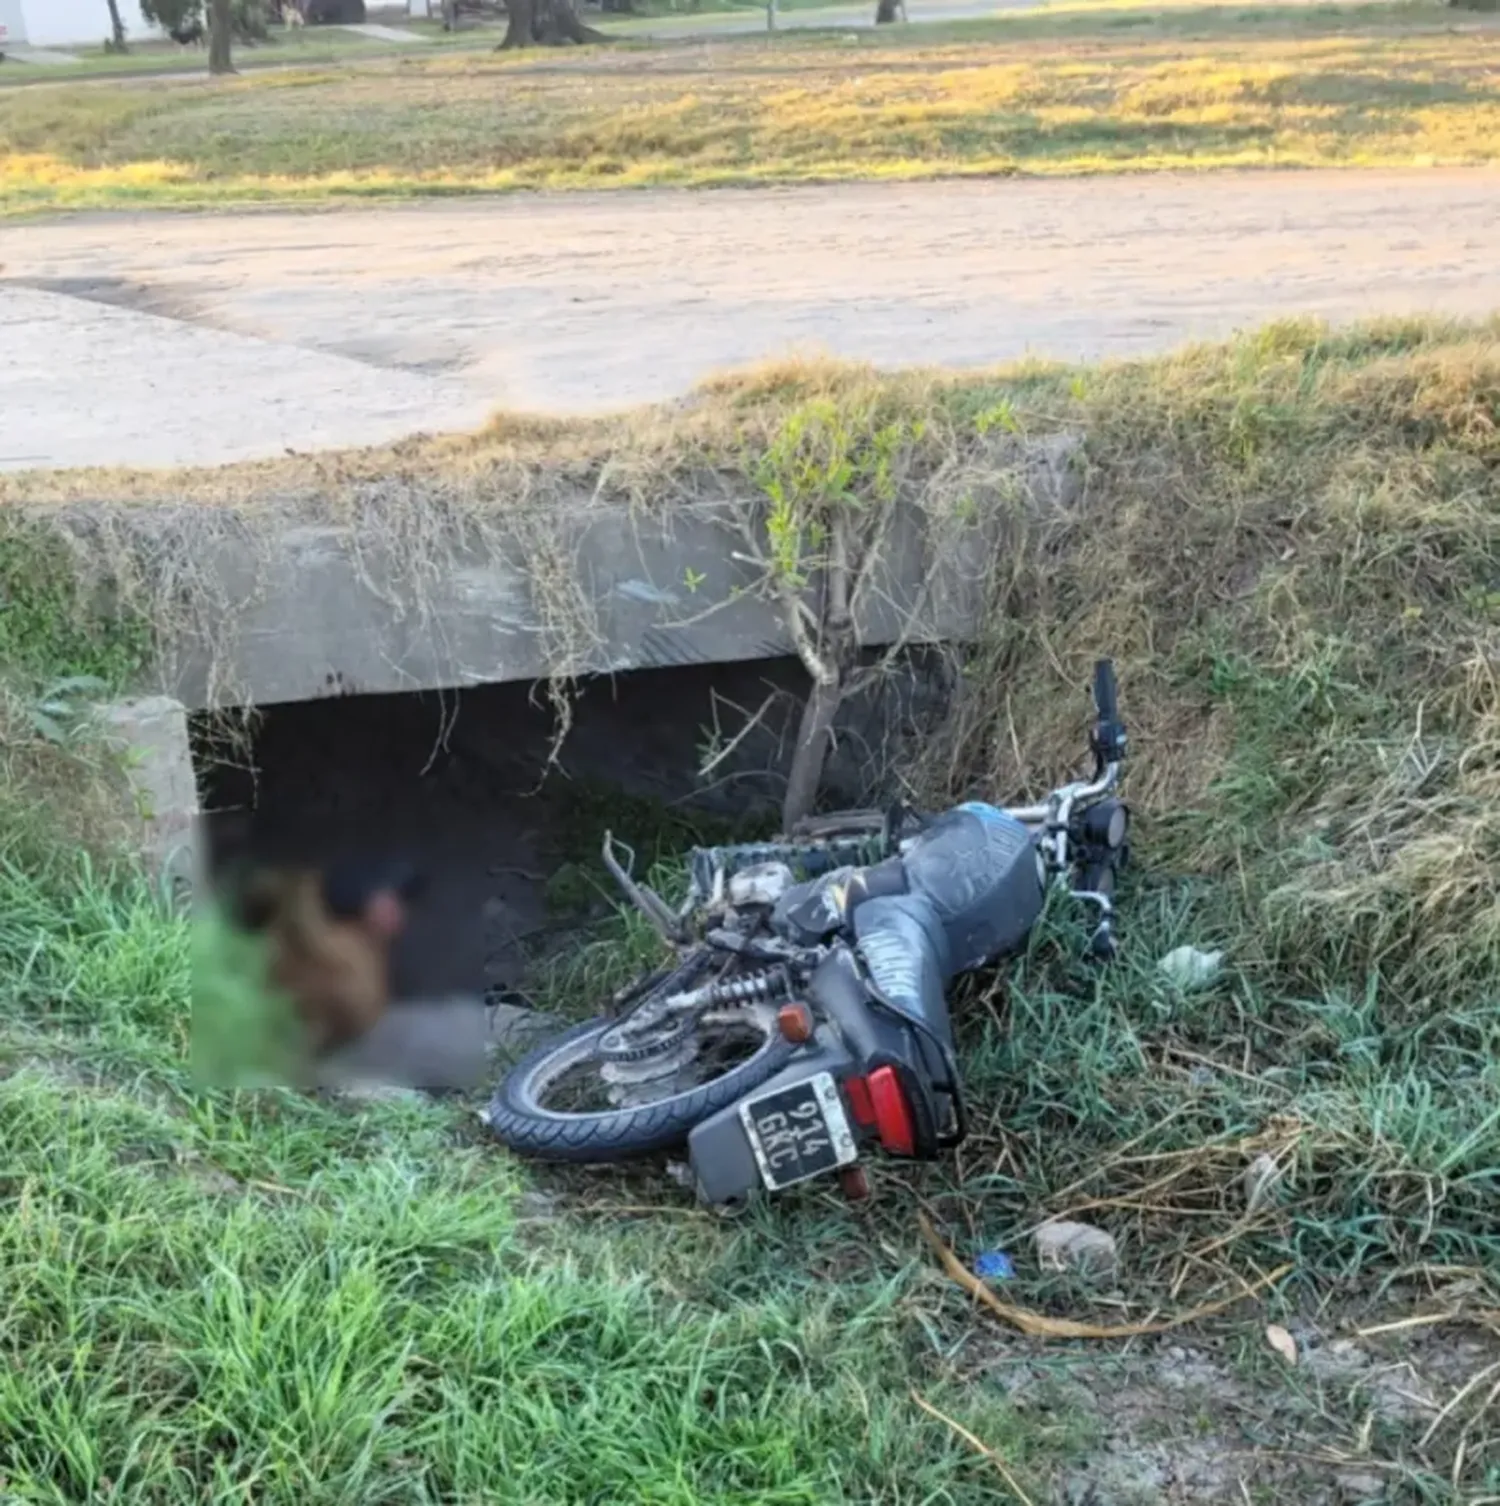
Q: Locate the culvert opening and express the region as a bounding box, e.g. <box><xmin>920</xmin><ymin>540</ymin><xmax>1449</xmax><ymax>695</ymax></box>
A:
<box><xmin>191</xmin><ymin>650</ymin><xmax>949</xmax><ymax>1009</ymax></box>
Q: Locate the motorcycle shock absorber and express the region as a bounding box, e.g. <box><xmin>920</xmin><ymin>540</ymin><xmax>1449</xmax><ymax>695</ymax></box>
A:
<box><xmin>703</xmin><ymin>966</ymin><xmax>793</xmax><ymax>1009</ymax></box>
<box><xmin>597</xmin><ymin>966</ymin><xmax>793</xmax><ymax>1063</ymax></box>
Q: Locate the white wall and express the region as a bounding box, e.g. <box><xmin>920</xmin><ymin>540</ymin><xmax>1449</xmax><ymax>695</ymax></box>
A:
<box><xmin>20</xmin><ymin>0</ymin><xmax>162</xmax><ymax>48</ymax></box>
<box><xmin>0</xmin><ymin>0</ymin><xmax>31</xmax><ymax>45</ymax></box>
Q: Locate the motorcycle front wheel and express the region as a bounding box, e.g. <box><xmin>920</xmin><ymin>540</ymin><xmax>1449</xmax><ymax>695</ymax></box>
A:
<box><xmin>484</xmin><ymin>1005</ymin><xmax>795</xmax><ymax>1162</ymax></box>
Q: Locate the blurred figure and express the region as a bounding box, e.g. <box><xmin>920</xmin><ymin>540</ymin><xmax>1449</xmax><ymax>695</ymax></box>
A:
<box><xmin>218</xmin><ymin>857</ymin><xmax>547</xmax><ymax>1094</ymax></box>
<box><xmin>235</xmin><ymin>859</ymin><xmax>425</xmax><ymax>1057</ymax></box>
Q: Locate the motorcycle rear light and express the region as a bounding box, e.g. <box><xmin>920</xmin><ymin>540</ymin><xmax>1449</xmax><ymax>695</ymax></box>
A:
<box><xmin>844</xmin><ymin>1074</ymin><xmax>876</xmax><ymax>1128</ymax></box>
<box><xmin>842</xmin><ymin>1068</ymin><xmax>915</xmax><ymax>1156</ymax></box>
<box><xmin>867</xmin><ymin>1066</ymin><xmax>916</xmax><ymax>1156</ymax></box>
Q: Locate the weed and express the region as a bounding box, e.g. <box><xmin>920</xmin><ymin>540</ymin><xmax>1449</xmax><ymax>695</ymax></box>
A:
<box><xmin>0</xmin><ymin>515</ymin><xmax>152</xmax><ymax>690</ymax></box>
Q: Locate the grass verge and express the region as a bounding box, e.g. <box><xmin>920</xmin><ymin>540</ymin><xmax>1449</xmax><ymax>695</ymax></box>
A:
<box><xmin>1</xmin><ymin>2</ymin><xmax>1496</xmax><ymax>213</ymax></box>
<box><xmin>0</xmin><ymin>25</ymin><xmax>401</xmax><ymax>83</ymax></box>
<box><xmin>3</xmin><ymin>314</ymin><xmax>1499</xmax><ymax>1499</ymax></box>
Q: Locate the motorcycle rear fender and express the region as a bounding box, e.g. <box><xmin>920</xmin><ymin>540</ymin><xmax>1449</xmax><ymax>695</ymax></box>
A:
<box><xmin>686</xmin><ymin>1035</ymin><xmax>861</xmax><ymax>1208</ymax></box>
<box><xmin>685</xmin><ymin>952</ymin><xmax>946</xmax><ymax>1208</ymax></box>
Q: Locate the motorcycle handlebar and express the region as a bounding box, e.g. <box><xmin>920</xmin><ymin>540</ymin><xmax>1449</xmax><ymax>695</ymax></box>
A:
<box><xmin>1093</xmin><ymin>658</ymin><xmax>1119</xmax><ymax>725</ymax></box>
<box><xmin>1000</xmin><ymin>759</ymin><xmax>1120</xmax><ymax>830</ymax></box>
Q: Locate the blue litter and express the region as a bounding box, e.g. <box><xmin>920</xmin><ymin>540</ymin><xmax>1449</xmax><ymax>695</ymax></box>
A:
<box><xmin>973</xmin><ymin>1250</ymin><xmax>1015</xmax><ymax>1281</ymax></box>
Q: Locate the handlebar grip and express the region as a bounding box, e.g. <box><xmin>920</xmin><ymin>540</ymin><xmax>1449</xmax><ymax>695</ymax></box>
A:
<box><xmin>1093</xmin><ymin>659</ymin><xmax>1119</xmax><ymax>723</ymax></box>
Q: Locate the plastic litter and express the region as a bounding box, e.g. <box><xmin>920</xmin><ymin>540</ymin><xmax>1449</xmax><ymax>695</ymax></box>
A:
<box><xmin>1158</xmin><ymin>945</ymin><xmax>1225</xmax><ymax>990</ymax></box>
<box><xmin>973</xmin><ymin>1250</ymin><xmax>1016</xmax><ymax>1281</ymax></box>
<box><xmin>1243</xmin><ymin>1151</ymin><xmax>1285</xmax><ymax>1214</ymax></box>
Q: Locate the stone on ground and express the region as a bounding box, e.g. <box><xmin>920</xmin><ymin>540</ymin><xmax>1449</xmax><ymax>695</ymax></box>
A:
<box><xmin>1034</xmin><ymin>1219</ymin><xmax>1120</xmax><ymax>1281</ymax></box>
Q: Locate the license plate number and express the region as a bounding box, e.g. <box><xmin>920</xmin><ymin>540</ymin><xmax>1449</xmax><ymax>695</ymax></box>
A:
<box><xmin>739</xmin><ymin>1072</ymin><xmax>858</xmax><ymax>1192</ymax></box>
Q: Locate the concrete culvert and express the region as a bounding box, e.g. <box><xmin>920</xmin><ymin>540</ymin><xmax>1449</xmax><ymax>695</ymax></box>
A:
<box><xmin>190</xmin><ymin>651</ymin><xmax>948</xmax><ymax>1076</ymax></box>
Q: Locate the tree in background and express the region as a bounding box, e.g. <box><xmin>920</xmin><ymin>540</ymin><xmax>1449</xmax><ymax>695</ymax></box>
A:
<box><xmin>104</xmin><ymin>0</ymin><xmax>130</xmax><ymax>50</ymax></box>
<box><xmin>208</xmin><ymin>0</ymin><xmax>235</xmax><ymax>70</ymax></box>
<box><xmin>497</xmin><ymin>0</ymin><xmax>608</xmax><ymax>48</ymax></box>
<box><xmin>139</xmin><ymin>0</ymin><xmax>198</xmax><ymax>30</ymax></box>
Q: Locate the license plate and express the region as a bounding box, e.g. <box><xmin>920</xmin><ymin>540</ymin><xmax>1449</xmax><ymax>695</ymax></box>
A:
<box><xmin>738</xmin><ymin>1072</ymin><xmax>858</xmax><ymax>1192</ymax></box>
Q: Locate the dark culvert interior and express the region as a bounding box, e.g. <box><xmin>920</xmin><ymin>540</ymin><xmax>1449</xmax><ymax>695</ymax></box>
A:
<box><xmin>192</xmin><ymin>651</ymin><xmax>949</xmax><ymax>1009</ymax></box>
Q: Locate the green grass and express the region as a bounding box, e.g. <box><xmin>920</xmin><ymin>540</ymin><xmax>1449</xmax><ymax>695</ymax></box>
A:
<box><xmin>0</xmin><ymin>855</ymin><xmax>1063</xmax><ymax>1504</ymax></box>
<box><xmin>0</xmin><ymin>516</ymin><xmax>153</xmax><ymax>688</ymax></box>
<box><xmin>1</xmin><ymin>1</ymin><xmax>1495</xmax><ymax>213</ymax></box>
<box><xmin>0</xmin><ymin>25</ymin><xmax>397</xmax><ymax>82</ymax></box>
<box><xmin>4</xmin><ymin>315</ymin><xmax>1499</xmax><ymax>1497</ymax></box>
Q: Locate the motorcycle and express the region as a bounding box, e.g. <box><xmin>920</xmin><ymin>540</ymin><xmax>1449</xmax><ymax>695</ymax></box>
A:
<box><xmin>484</xmin><ymin>660</ymin><xmax>1130</xmax><ymax>1211</ymax></box>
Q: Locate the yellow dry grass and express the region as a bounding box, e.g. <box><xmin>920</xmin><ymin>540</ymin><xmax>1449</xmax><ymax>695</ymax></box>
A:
<box><xmin>2</xmin><ymin>3</ymin><xmax>1496</xmax><ymax>212</ymax></box>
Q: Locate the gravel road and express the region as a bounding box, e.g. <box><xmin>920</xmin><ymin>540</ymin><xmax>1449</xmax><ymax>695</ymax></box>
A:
<box><xmin>4</xmin><ymin>168</ymin><xmax>1497</xmax><ymax>470</ymax></box>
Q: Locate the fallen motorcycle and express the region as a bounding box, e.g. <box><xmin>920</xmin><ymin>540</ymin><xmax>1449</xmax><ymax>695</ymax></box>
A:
<box><xmin>484</xmin><ymin>660</ymin><xmax>1131</xmax><ymax>1210</ymax></box>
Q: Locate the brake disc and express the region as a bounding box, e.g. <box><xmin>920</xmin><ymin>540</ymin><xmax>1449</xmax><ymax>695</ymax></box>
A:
<box><xmin>596</xmin><ymin>1009</ymin><xmax>696</xmax><ymax>1063</ymax></box>
<box><xmin>599</xmin><ymin>1036</ymin><xmax>703</xmax><ymax>1107</ymax></box>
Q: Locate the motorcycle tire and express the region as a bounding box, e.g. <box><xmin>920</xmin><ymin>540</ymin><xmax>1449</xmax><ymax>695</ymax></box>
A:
<box><xmin>484</xmin><ymin>961</ymin><xmax>796</xmax><ymax>1162</ymax></box>
<box><xmin>486</xmin><ymin>1015</ymin><xmax>795</xmax><ymax>1162</ymax></box>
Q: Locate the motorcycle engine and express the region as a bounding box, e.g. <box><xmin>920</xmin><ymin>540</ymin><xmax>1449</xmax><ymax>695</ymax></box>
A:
<box><xmin>726</xmin><ymin>861</ymin><xmax>796</xmax><ymax>913</ymax></box>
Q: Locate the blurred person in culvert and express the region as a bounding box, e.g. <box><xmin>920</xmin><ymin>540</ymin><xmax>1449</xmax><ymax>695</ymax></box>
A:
<box><xmin>231</xmin><ymin>857</ymin><xmax>510</xmax><ymax>1093</ymax></box>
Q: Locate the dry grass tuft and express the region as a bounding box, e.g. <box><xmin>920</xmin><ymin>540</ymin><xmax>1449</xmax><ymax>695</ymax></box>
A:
<box><xmin>921</xmin><ymin>316</ymin><xmax>1500</xmax><ymax>1008</ymax></box>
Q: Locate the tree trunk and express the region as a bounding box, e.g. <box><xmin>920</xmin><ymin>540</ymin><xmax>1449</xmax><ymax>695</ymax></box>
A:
<box><xmin>778</xmin><ymin>514</ymin><xmax>859</xmax><ymax>833</ymax></box>
<box><xmin>874</xmin><ymin>0</ymin><xmax>902</xmax><ymax>20</ymax></box>
<box><xmin>104</xmin><ymin>0</ymin><xmax>129</xmax><ymax>49</ymax></box>
<box><xmin>781</xmin><ymin>671</ymin><xmax>843</xmax><ymax>834</ymax></box>
<box><xmin>499</xmin><ymin>0</ymin><xmax>532</xmax><ymax>45</ymax></box>
<box><xmin>440</xmin><ymin>0</ymin><xmax>457</xmax><ymax>28</ymax></box>
<box><xmin>208</xmin><ymin>0</ymin><xmax>235</xmax><ymax>70</ymax></box>
<box><xmin>497</xmin><ymin>0</ymin><xmax>608</xmax><ymax>46</ymax></box>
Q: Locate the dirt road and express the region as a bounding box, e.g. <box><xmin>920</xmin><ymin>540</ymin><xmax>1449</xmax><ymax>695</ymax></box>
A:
<box><xmin>4</xmin><ymin>168</ymin><xmax>1498</xmax><ymax>471</ymax></box>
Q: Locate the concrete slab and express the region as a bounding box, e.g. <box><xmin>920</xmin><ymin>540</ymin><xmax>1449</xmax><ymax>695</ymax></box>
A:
<box><xmin>0</xmin><ymin>284</ymin><xmax>491</xmax><ymax>472</ymax></box>
<box><xmin>98</xmin><ymin>695</ymin><xmax>201</xmax><ymax>905</ymax></box>
<box><xmin>3</xmin><ymin>47</ymin><xmax>82</xmax><ymax>64</ymax></box>
<box><xmin>66</xmin><ymin>446</ymin><xmax>1071</xmax><ymax>706</ymax></box>
<box><xmin>337</xmin><ymin>22</ymin><xmax>426</xmax><ymax>41</ymax></box>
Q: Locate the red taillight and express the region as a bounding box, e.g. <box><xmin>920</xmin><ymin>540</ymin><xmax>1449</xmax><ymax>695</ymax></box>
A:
<box><xmin>844</xmin><ymin>1074</ymin><xmax>875</xmax><ymax>1127</ymax></box>
<box><xmin>843</xmin><ymin>1067</ymin><xmax>916</xmax><ymax>1157</ymax></box>
<box><xmin>867</xmin><ymin>1066</ymin><xmax>916</xmax><ymax>1156</ymax></box>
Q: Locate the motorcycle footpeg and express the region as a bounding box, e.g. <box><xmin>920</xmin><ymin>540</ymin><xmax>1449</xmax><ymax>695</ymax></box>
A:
<box><xmin>1070</xmin><ymin>889</ymin><xmax>1119</xmax><ymax>962</ymax></box>
<box><xmin>1088</xmin><ymin>922</ymin><xmax>1119</xmax><ymax>961</ymax></box>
